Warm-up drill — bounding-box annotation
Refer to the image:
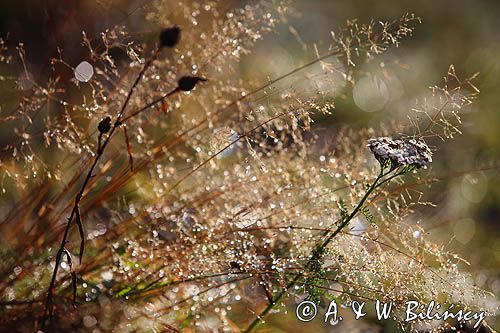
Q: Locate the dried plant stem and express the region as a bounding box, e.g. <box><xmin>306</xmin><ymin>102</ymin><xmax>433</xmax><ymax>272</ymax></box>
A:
<box><xmin>41</xmin><ymin>47</ymin><xmax>171</xmax><ymax>328</ymax></box>
<box><xmin>120</xmin><ymin>88</ymin><xmax>179</xmax><ymax>123</ymax></box>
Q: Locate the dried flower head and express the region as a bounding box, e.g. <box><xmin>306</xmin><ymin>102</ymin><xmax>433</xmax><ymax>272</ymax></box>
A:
<box><xmin>159</xmin><ymin>26</ymin><xmax>181</xmax><ymax>48</ymax></box>
<box><xmin>368</xmin><ymin>137</ymin><xmax>432</xmax><ymax>168</ymax></box>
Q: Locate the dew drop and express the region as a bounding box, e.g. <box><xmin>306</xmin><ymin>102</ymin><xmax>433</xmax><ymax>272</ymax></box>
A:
<box><xmin>74</xmin><ymin>61</ymin><xmax>94</xmax><ymax>82</ymax></box>
<box><xmin>100</xmin><ymin>270</ymin><xmax>113</xmax><ymax>281</ymax></box>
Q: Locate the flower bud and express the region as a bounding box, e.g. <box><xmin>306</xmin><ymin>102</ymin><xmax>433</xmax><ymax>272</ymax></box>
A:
<box><xmin>98</xmin><ymin>116</ymin><xmax>112</xmax><ymax>134</ymax></box>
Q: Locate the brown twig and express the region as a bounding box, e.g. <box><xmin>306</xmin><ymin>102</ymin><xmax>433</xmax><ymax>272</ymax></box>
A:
<box><xmin>40</xmin><ymin>45</ymin><xmax>172</xmax><ymax>328</ymax></box>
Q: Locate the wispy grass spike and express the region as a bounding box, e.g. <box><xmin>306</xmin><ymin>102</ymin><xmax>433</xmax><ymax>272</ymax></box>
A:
<box><xmin>123</xmin><ymin>124</ymin><xmax>134</xmax><ymax>172</ymax></box>
<box><xmin>70</xmin><ymin>272</ymin><xmax>77</xmax><ymax>306</ymax></box>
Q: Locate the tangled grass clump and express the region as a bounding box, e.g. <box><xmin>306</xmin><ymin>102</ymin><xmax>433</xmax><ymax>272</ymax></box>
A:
<box><xmin>0</xmin><ymin>1</ymin><xmax>497</xmax><ymax>332</ymax></box>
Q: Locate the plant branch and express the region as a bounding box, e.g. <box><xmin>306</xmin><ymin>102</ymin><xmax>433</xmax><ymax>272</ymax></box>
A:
<box><xmin>41</xmin><ymin>46</ymin><xmax>168</xmax><ymax>328</ymax></box>
<box><xmin>243</xmin><ymin>166</ymin><xmax>395</xmax><ymax>333</ymax></box>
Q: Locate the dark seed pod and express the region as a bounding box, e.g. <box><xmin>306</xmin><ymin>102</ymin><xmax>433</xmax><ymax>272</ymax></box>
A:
<box><xmin>230</xmin><ymin>261</ymin><xmax>241</xmax><ymax>270</ymax></box>
<box><xmin>98</xmin><ymin>116</ymin><xmax>112</xmax><ymax>134</ymax></box>
<box><xmin>159</xmin><ymin>26</ymin><xmax>181</xmax><ymax>48</ymax></box>
<box><xmin>177</xmin><ymin>76</ymin><xmax>207</xmax><ymax>92</ymax></box>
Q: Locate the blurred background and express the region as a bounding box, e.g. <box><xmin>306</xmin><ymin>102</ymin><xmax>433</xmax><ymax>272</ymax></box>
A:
<box><xmin>1</xmin><ymin>0</ymin><xmax>499</xmax><ymax>330</ymax></box>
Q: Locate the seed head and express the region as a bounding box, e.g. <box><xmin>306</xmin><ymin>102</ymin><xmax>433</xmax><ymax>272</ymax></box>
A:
<box><xmin>368</xmin><ymin>137</ymin><xmax>432</xmax><ymax>168</ymax></box>
<box><xmin>98</xmin><ymin>116</ymin><xmax>112</xmax><ymax>134</ymax></box>
<box><xmin>159</xmin><ymin>26</ymin><xmax>181</xmax><ymax>48</ymax></box>
<box><xmin>177</xmin><ymin>76</ymin><xmax>207</xmax><ymax>92</ymax></box>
